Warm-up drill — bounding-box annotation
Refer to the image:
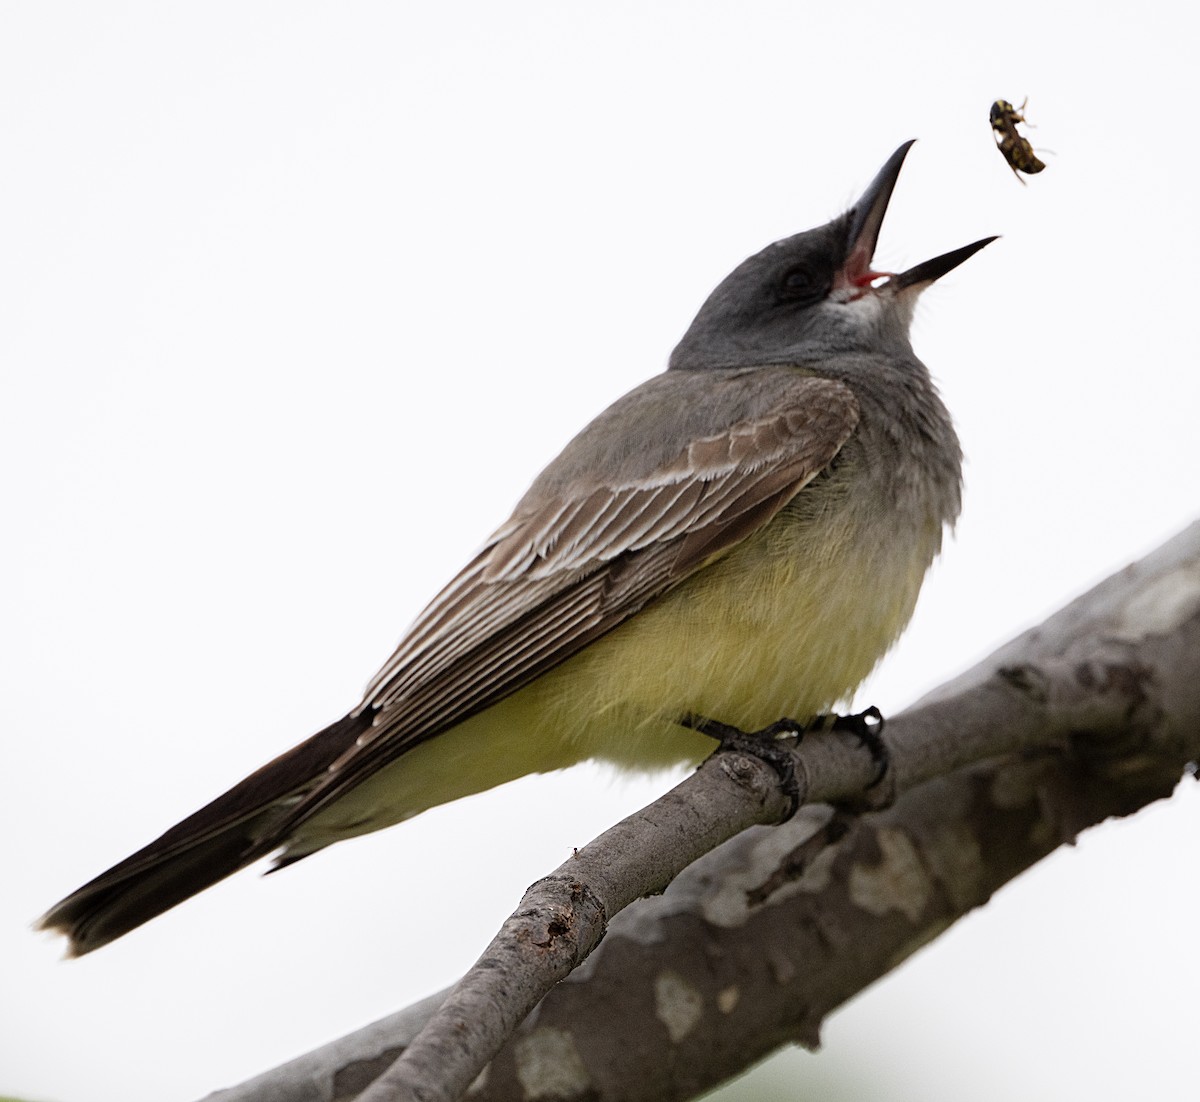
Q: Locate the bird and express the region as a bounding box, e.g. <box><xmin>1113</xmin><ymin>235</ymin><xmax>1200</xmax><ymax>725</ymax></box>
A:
<box><xmin>39</xmin><ymin>140</ymin><xmax>994</xmax><ymax>957</ymax></box>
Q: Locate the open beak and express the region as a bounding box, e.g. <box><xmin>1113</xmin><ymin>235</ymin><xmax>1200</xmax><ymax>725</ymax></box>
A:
<box><xmin>891</xmin><ymin>235</ymin><xmax>999</xmax><ymax>290</ymax></box>
<box><xmin>840</xmin><ymin>140</ymin><xmax>915</xmax><ymax>288</ymax></box>
<box><xmin>839</xmin><ymin>140</ymin><xmax>997</xmax><ymax>294</ymax></box>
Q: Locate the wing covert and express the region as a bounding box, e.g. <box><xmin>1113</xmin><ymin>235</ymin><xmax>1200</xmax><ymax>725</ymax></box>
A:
<box><xmin>252</xmin><ymin>371</ymin><xmax>859</xmax><ymax>850</ymax></box>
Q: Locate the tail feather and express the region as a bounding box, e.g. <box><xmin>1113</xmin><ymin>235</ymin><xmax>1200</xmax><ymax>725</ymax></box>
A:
<box><xmin>38</xmin><ymin>709</ymin><xmax>375</xmax><ymax>956</ymax></box>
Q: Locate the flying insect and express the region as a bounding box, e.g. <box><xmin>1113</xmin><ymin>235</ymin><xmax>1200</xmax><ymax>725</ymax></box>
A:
<box><xmin>990</xmin><ymin>98</ymin><xmax>1045</xmax><ymax>183</ymax></box>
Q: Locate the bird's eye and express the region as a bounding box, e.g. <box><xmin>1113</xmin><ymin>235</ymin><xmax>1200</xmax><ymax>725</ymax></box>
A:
<box><xmin>777</xmin><ymin>263</ymin><xmax>829</xmax><ymax>304</ymax></box>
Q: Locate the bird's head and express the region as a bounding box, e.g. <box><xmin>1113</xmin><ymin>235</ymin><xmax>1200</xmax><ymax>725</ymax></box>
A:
<box><xmin>669</xmin><ymin>141</ymin><xmax>995</xmax><ymax>371</ymax></box>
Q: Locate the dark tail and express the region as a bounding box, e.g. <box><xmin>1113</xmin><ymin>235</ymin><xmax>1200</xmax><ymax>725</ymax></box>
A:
<box><xmin>37</xmin><ymin>709</ymin><xmax>375</xmax><ymax>956</ymax></box>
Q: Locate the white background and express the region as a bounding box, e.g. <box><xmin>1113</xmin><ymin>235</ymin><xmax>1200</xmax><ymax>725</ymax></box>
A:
<box><xmin>3</xmin><ymin>4</ymin><xmax>1198</xmax><ymax>1101</ymax></box>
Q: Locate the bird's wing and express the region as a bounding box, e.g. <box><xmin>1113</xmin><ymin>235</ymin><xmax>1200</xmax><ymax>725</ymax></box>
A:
<box><xmin>249</xmin><ymin>372</ymin><xmax>859</xmax><ymax>851</ymax></box>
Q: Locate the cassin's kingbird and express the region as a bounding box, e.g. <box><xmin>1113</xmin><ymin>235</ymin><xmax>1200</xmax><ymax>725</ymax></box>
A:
<box><xmin>40</xmin><ymin>141</ymin><xmax>993</xmax><ymax>955</ymax></box>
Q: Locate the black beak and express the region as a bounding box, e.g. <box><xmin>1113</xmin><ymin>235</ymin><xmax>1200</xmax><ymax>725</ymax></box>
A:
<box><xmin>892</xmin><ymin>235</ymin><xmax>999</xmax><ymax>290</ymax></box>
<box><xmin>843</xmin><ymin>141</ymin><xmax>997</xmax><ymax>292</ymax></box>
<box><xmin>843</xmin><ymin>140</ymin><xmax>915</xmax><ymax>273</ymax></box>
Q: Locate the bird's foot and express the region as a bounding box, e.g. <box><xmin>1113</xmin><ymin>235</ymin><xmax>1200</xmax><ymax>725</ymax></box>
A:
<box><xmin>680</xmin><ymin>713</ymin><xmax>806</xmax><ymax>819</ymax></box>
<box><xmin>809</xmin><ymin>705</ymin><xmax>888</xmax><ymax>787</ymax></box>
<box><xmin>681</xmin><ymin>705</ymin><xmax>889</xmax><ymax>819</ymax></box>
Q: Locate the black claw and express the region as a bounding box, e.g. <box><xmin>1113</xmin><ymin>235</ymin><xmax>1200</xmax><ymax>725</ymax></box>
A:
<box><xmin>832</xmin><ymin>705</ymin><xmax>888</xmax><ymax>787</ymax></box>
<box><xmin>681</xmin><ymin>713</ymin><xmax>804</xmax><ymax>819</ymax></box>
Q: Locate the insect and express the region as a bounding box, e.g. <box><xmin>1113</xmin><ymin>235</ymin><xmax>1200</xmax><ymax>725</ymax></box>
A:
<box><xmin>990</xmin><ymin>98</ymin><xmax>1046</xmax><ymax>183</ymax></box>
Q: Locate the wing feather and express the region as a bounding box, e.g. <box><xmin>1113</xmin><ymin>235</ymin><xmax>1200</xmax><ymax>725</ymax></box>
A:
<box><xmin>249</xmin><ymin>372</ymin><xmax>859</xmax><ymax>852</ymax></box>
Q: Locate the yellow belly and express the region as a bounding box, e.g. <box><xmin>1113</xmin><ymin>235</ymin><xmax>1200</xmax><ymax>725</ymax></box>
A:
<box><xmin>289</xmin><ymin>500</ymin><xmax>942</xmax><ymax>854</ymax></box>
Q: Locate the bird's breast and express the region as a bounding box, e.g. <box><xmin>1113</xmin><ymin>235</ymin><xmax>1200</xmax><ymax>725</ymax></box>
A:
<box><xmin>494</xmin><ymin>468</ymin><xmax>947</xmax><ymax>771</ymax></box>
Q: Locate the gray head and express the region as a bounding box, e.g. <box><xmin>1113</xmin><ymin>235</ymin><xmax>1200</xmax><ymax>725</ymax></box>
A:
<box><xmin>669</xmin><ymin>142</ymin><xmax>995</xmax><ymax>371</ymax></box>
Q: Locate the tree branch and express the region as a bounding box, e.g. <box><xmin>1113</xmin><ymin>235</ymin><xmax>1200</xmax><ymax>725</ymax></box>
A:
<box><xmin>203</xmin><ymin>519</ymin><xmax>1200</xmax><ymax>1102</ymax></box>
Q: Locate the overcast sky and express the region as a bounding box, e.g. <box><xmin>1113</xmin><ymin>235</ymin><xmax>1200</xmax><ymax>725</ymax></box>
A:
<box><xmin>4</xmin><ymin>4</ymin><xmax>1198</xmax><ymax>1101</ymax></box>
